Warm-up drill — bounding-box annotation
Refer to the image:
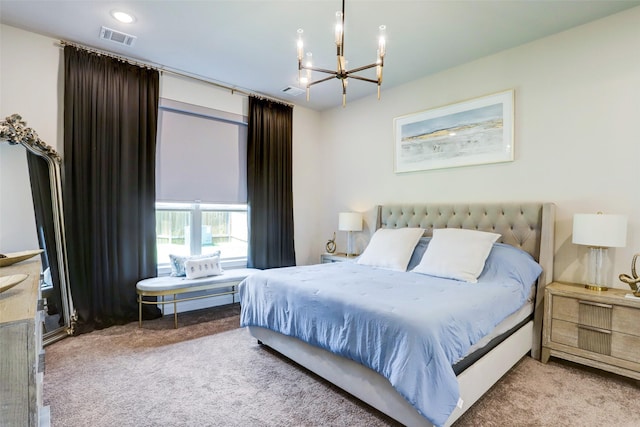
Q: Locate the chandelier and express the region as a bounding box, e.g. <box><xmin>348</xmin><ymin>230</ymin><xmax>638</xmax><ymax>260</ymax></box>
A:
<box><xmin>296</xmin><ymin>0</ymin><xmax>386</xmax><ymax>107</ymax></box>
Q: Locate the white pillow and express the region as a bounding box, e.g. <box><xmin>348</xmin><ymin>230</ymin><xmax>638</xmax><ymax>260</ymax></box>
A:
<box><xmin>184</xmin><ymin>255</ymin><xmax>223</xmax><ymax>279</ymax></box>
<box><xmin>412</xmin><ymin>228</ymin><xmax>500</xmax><ymax>283</ymax></box>
<box><xmin>169</xmin><ymin>250</ymin><xmax>221</xmax><ymax>277</ymax></box>
<box><xmin>356</xmin><ymin>228</ymin><xmax>424</xmax><ymax>271</ymax></box>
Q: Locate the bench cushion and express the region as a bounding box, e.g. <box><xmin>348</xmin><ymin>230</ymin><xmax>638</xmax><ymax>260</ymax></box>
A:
<box><xmin>137</xmin><ymin>268</ymin><xmax>260</xmax><ymax>292</ymax></box>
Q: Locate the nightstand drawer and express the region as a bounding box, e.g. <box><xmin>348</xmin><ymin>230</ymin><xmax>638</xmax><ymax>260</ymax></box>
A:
<box><xmin>550</xmin><ymin>319</ymin><xmax>612</xmax><ymax>353</ymax></box>
<box><xmin>551</xmin><ymin>319</ymin><xmax>640</xmax><ymax>363</ymax></box>
<box><xmin>550</xmin><ymin>319</ymin><xmax>579</xmax><ymax>348</ymax></box>
<box><xmin>612</xmin><ymin>333</ymin><xmax>640</xmax><ymax>363</ymax></box>
<box><xmin>612</xmin><ymin>306</ymin><xmax>640</xmax><ymax>337</ymax></box>
<box><xmin>551</xmin><ymin>296</ymin><xmax>578</xmax><ymax>322</ymax></box>
<box><xmin>552</xmin><ymin>295</ymin><xmax>640</xmax><ymax>337</ymax></box>
<box><xmin>552</xmin><ymin>296</ymin><xmax>612</xmax><ymax>330</ymax></box>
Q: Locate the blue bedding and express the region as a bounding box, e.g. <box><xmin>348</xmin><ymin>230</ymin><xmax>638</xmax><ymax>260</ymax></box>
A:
<box><xmin>239</xmin><ymin>246</ymin><xmax>541</xmax><ymax>426</ymax></box>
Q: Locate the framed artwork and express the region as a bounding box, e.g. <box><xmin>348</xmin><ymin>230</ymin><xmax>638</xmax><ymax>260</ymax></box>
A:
<box><xmin>393</xmin><ymin>90</ymin><xmax>514</xmax><ymax>173</ymax></box>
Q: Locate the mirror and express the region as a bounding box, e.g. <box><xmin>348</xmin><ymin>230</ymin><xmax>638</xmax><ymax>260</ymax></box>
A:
<box><xmin>0</xmin><ymin>114</ymin><xmax>76</xmax><ymax>345</ymax></box>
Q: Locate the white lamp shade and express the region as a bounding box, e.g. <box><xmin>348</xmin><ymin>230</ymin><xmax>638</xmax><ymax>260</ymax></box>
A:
<box><xmin>572</xmin><ymin>213</ymin><xmax>627</xmax><ymax>248</ymax></box>
<box><xmin>338</xmin><ymin>212</ymin><xmax>363</xmax><ymax>232</ymax></box>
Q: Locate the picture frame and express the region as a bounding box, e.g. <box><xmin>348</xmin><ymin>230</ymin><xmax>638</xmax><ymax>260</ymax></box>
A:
<box><xmin>393</xmin><ymin>90</ymin><xmax>514</xmax><ymax>173</ymax></box>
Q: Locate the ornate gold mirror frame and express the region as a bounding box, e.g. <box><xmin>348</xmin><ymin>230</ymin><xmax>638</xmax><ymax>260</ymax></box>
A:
<box><xmin>0</xmin><ymin>114</ymin><xmax>76</xmax><ymax>344</ymax></box>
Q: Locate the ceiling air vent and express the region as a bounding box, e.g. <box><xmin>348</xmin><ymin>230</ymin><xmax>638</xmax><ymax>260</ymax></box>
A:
<box><xmin>99</xmin><ymin>26</ymin><xmax>137</xmax><ymax>47</ymax></box>
<box><xmin>281</xmin><ymin>86</ymin><xmax>305</xmax><ymax>97</ymax></box>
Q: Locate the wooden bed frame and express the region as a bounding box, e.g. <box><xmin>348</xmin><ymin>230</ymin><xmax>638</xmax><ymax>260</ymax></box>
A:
<box><xmin>248</xmin><ymin>202</ymin><xmax>555</xmax><ymax>426</ymax></box>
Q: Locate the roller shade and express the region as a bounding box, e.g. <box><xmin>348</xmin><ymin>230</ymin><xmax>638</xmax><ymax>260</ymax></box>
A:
<box><xmin>156</xmin><ymin>99</ymin><xmax>247</xmax><ymax>204</ymax></box>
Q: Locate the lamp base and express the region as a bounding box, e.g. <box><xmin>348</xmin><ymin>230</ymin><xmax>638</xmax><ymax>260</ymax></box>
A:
<box><xmin>584</xmin><ymin>284</ymin><xmax>608</xmax><ymax>292</ymax></box>
<box><xmin>584</xmin><ymin>247</ymin><xmax>610</xmax><ymax>292</ymax></box>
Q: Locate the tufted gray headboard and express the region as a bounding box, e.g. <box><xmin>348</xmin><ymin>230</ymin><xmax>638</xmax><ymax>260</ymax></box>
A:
<box><xmin>376</xmin><ymin>202</ymin><xmax>556</xmax><ymax>359</ymax></box>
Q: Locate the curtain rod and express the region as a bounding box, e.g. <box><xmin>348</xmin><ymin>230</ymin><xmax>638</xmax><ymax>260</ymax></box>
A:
<box><xmin>57</xmin><ymin>40</ymin><xmax>294</xmax><ymax>108</ymax></box>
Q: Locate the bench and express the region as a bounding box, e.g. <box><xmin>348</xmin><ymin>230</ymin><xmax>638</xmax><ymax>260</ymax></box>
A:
<box><xmin>136</xmin><ymin>268</ymin><xmax>259</xmax><ymax>328</ymax></box>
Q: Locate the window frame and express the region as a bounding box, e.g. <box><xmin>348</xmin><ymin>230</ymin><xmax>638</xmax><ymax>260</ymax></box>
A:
<box><xmin>155</xmin><ymin>202</ymin><xmax>248</xmax><ymax>275</ymax></box>
<box><xmin>154</xmin><ymin>98</ymin><xmax>249</xmax><ymax>275</ymax></box>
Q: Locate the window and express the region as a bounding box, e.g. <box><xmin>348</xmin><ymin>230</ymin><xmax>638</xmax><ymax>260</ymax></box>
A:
<box><xmin>155</xmin><ymin>203</ymin><xmax>247</xmax><ymax>268</ymax></box>
<box><xmin>155</xmin><ymin>98</ymin><xmax>248</xmax><ymax>268</ymax></box>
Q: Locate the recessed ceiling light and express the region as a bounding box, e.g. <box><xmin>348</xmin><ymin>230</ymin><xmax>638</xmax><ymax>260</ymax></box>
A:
<box><xmin>111</xmin><ymin>10</ymin><xmax>135</xmax><ymax>24</ymax></box>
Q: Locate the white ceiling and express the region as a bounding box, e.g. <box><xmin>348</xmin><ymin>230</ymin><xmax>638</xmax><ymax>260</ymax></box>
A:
<box><xmin>2</xmin><ymin>1</ymin><xmax>639</xmax><ymax>111</ymax></box>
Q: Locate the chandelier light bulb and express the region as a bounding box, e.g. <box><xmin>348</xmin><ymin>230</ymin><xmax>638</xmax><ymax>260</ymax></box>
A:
<box><xmin>297</xmin><ymin>29</ymin><xmax>304</xmax><ymax>60</ymax></box>
<box><xmin>378</xmin><ymin>25</ymin><xmax>386</xmax><ymax>58</ymax></box>
<box><xmin>335</xmin><ymin>11</ymin><xmax>344</xmax><ymax>46</ymax></box>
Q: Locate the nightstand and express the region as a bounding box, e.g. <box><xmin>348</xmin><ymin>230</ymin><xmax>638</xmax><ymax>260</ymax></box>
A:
<box><xmin>320</xmin><ymin>253</ymin><xmax>358</xmax><ymax>264</ymax></box>
<box><xmin>542</xmin><ymin>281</ymin><xmax>640</xmax><ymax>380</ymax></box>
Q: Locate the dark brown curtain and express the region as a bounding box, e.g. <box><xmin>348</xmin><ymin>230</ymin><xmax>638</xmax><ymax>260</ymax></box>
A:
<box><xmin>63</xmin><ymin>46</ymin><xmax>160</xmax><ymax>332</ymax></box>
<box><xmin>247</xmin><ymin>97</ymin><xmax>296</xmax><ymax>269</ymax></box>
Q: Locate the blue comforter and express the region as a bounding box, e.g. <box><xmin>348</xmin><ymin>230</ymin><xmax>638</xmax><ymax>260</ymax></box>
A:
<box><xmin>239</xmin><ymin>260</ymin><xmax>537</xmax><ymax>426</ymax></box>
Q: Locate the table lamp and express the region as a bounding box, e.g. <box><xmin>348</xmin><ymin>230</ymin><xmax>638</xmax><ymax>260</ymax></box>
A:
<box><xmin>338</xmin><ymin>212</ymin><xmax>363</xmax><ymax>257</ymax></box>
<box><xmin>572</xmin><ymin>212</ymin><xmax>627</xmax><ymax>291</ymax></box>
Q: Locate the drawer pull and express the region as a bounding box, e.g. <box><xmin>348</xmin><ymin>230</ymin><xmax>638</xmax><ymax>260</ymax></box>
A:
<box><xmin>578</xmin><ymin>324</ymin><xmax>611</xmax><ymax>335</ymax></box>
<box><xmin>578</xmin><ymin>300</ymin><xmax>612</xmax><ymax>309</ymax></box>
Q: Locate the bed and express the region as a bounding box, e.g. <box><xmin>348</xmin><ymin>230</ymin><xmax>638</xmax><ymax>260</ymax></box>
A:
<box><xmin>239</xmin><ymin>203</ymin><xmax>555</xmax><ymax>427</ymax></box>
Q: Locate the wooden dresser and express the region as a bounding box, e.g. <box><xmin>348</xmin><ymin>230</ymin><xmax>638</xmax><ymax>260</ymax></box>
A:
<box><xmin>542</xmin><ymin>281</ymin><xmax>640</xmax><ymax>380</ymax></box>
<box><xmin>0</xmin><ymin>260</ymin><xmax>50</xmax><ymax>426</ymax></box>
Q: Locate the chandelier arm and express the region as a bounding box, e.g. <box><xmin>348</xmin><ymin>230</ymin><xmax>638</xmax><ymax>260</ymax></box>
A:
<box><xmin>346</xmin><ymin>75</ymin><xmax>379</xmax><ymax>84</ymax></box>
<box><xmin>300</xmin><ymin>64</ymin><xmax>339</xmax><ymax>75</ymax></box>
<box><xmin>345</xmin><ymin>63</ymin><xmax>379</xmax><ymax>74</ymax></box>
<box><xmin>308</xmin><ymin>75</ymin><xmax>337</xmax><ymax>87</ymax></box>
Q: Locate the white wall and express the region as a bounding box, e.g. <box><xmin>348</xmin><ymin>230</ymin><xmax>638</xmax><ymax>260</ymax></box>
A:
<box><xmin>292</xmin><ymin>106</ymin><xmax>323</xmax><ymax>265</ymax></box>
<box><xmin>316</xmin><ymin>6</ymin><xmax>640</xmax><ymax>289</ymax></box>
<box><xmin>0</xmin><ymin>24</ymin><xmax>63</xmax><ymax>253</ymax></box>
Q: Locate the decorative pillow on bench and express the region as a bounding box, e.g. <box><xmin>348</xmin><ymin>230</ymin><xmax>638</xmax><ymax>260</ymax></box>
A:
<box><xmin>169</xmin><ymin>250</ymin><xmax>222</xmax><ymax>277</ymax></box>
<box><xmin>184</xmin><ymin>255</ymin><xmax>224</xmax><ymax>279</ymax></box>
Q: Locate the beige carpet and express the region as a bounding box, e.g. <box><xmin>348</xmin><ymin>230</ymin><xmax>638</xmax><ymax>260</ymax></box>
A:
<box><xmin>44</xmin><ymin>305</ymin><xmax>640</xmax><ymax>426</ymax></box>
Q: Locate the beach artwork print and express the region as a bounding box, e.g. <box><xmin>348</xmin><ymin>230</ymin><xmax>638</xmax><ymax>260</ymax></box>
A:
<box><xmin>394</xmin><ymin>90</ymin><xmax>514</xmax><ymax>173</ymax></box>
